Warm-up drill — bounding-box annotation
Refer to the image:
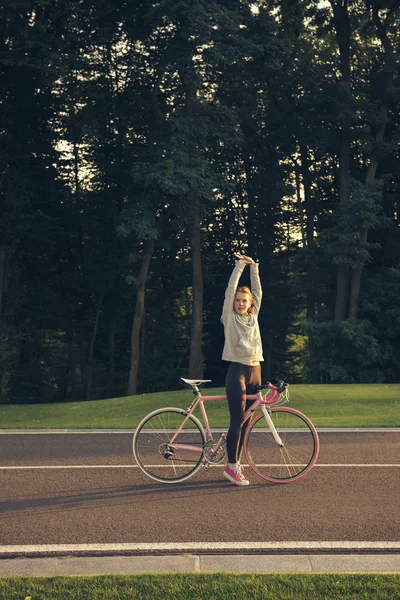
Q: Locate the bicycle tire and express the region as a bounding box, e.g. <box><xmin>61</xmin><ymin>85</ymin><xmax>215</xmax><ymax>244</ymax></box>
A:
<box><xmin>133</xmin><ymin>407</ymin><xmax>206</xmax><ymax>484</ymax></box>
<box><xmin>244</xmin><ymin>406</ymin><xmax>319</xmax><ymax>483</ymax></box>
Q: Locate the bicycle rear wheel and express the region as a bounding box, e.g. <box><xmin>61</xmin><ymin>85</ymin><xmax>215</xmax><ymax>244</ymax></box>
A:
<box><xmin>133</xmin><ymin>407</ymin><xmax>206</xmax><ymax>483</ymax></box>
<box><xmin>244</xmin><ymin>407</ymin><xmax>319</xmax><ymax>483</ymax></box>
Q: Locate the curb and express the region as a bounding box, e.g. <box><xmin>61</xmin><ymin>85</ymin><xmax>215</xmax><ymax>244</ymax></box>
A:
<box><xmin>0</xmin><ymin>553</ymin><xmax>400</xmax><ymax>576</ymax></box>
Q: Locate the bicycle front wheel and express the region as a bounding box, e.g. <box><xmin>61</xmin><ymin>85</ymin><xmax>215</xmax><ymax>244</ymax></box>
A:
<box><xmin>133</xmin><ymin>408</ymin><xmax>206</xmax><ymax>484</ymax></box>
<box><xmin>244</xmin><ymin>407</ymin><xmax>319</xmax><ymax>483</ymax></box>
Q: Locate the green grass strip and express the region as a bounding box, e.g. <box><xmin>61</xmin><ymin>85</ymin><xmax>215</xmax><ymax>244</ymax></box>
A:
<box><xmin>0</xmin><ymin>573</ymin><xmax>400</xmax><ymax>600</ymax></box>
<box><xmin>0</xmin><ymin>384</ymin><xmax>399</xmax><ymax>429</ymax></box>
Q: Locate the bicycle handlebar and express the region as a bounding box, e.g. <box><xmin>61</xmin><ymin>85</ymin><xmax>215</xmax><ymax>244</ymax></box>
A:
<box><xmin>256</xmin><ymin>380</ymin><xmax>289</xmax><ymax>394</ymax></box>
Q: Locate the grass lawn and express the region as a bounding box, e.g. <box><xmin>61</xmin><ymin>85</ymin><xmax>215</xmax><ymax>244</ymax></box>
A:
<box><xmin>0</xmin><ymin>384</ymin><xmax>399</xmax><ymax>429</ymax></box>
<box><xmin>0</xmin><ymin>573</ymin><xmax>399</xmax><ymax>600</ymax></box>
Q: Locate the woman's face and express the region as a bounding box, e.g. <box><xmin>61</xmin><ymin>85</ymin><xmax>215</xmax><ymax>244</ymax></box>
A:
<box><xmin>234</xmin><ymin>291</ymin><xmax>251</xmax><ymax>315</ymax></box>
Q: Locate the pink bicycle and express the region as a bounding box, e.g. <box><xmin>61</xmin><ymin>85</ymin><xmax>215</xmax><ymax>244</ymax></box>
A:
<box><xmin>133</xmin><ymin>378</ymin><xmax>320</xmax><ymax>484</ymax></box>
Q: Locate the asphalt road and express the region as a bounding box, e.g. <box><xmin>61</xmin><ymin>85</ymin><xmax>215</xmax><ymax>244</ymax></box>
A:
<box><xmin>0</xmin><ymin>430</ymin><xmax>399</xmax><ymax>549</ymax></box>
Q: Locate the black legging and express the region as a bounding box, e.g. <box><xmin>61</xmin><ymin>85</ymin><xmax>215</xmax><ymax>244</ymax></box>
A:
<box><xmin>225</xmin><ymin>362</ymin><xmax>261</xmax><ymax>464</ymax></box>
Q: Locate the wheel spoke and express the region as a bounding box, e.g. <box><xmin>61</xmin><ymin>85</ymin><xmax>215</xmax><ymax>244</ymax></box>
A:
<box><xmin>244</xmin><ymin>407</ymin><xmax>319</xmax><ymax>483</ymax></box>
<box><xmin>133</xmin><ymin>408</ymin><xmax>205</xmax><ymax>483</ymax></box>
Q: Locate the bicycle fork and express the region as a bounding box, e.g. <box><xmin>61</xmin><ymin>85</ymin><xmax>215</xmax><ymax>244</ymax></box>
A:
<box><xmin>261</xmin><ymin>406</ymin><xmax>283</xmax><ymax>446</ymax></box>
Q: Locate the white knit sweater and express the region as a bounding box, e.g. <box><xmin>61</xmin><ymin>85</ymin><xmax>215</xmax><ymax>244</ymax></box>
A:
<box><xmin>221</xmin><ymin>260</ymin><xmax>264</xmax><ymax>364</ymax></box>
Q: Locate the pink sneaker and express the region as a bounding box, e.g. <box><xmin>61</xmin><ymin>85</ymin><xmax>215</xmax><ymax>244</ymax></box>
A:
<box><xmin>223</xmin><ymin>463</ymin><xmax>249</xmax><ymax>486</ymax></box>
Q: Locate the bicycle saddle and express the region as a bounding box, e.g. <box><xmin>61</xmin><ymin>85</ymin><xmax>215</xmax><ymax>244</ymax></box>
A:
<box><xmin>181</xmin><ymin>378</ymin><xmax>212</xmax><ymax>386</ymax></box>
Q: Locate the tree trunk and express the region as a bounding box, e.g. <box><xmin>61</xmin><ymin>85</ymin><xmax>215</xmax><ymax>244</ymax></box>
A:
<box><xmin>107</xmin><ymin>317</ymin><xmax>116</xmax><ymax>399</ymax></box>
<box><xmin>86</xmin><ymin>290</ymin><xmax>104</xmax><ymax>400</ymax></box>
<box><xmin>67</xmin><ymin>338</ymin><xmax>77</xmax><ymax>401</ymax></box>
<box><xmin>348</xmin><ymin>6</ymin><xmax>395</xmax><ymax>318</ymax></box>
<box><xmin>189</xmin><ymin>224</ymin><xmax>204</xmax><ymax>379</ymax></box>
<box><xmin>334</xmin><ymin>128</ymin><xmax>351</xmax><ymax>321</ymax></box>
<box><xmin>128</xmin><ymin>239</ymin><xmax>155</xmax><ymax>396</ymax></box>
<box><xmin>177</xmin><ymin>44</ymin><xmax>204</xmax><ymax>379</ymax></box>
<box><xmin>0</xmin><ymin>244</ymin><xmax>6</xmax><ymax>320</ymax></box>
<box><xmin>78</xmin><ymin>319</ymin><xmax>87</xmax><ymax>396</ymax></box>
<box><xmin>330</xmin><ymin>0</ymin><xmax>352</xmax><ymax>321</ymax></box>
<box><xmin>293</xmin><ymin>158</ymin><xmax>306</xmax><ymax>247</ymax></box>
<box><xmin>335</xmin><ymin>264</ymin><xmax>350</xmax><ymax>321</ymax></box>
<box><xmin>73</xmin><ymin>141</ymin><xmax>85</xmax><ymax>281</ymax></box>
<box><xmin>300</xmin><ymin>145</ymin><xmax>316</xmax><ymax>319</ymax></box>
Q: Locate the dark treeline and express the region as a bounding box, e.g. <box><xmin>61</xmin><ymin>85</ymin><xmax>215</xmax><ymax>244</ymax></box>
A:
<box><xmin>1</xmin><ymin>0</ymin><xmax>399</xmax><ymax>403</ymax></box>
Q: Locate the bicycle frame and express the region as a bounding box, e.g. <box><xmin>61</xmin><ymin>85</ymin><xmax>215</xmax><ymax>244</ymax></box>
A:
<box><xmin>169</xmin><ymin>387</ymin><xmax>283</xmax><ymax>454</ymax></box>
<box><xmin>133</xmin><ymin>378</ymin><xmax>319</xmax><ymax>485</ymax></box>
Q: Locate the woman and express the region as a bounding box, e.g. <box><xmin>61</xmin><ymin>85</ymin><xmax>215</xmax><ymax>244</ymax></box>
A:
<box><xmin>221</xmin><ymin>253</ymin><xmax>263</xmax><ymax>486</ymax></box>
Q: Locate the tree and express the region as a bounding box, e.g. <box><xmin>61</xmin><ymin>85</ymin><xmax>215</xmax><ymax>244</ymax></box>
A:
<box><xmin>348</xmin><ymin>1</ymin><xmax>398</xmax><ymax>318</ymax></box>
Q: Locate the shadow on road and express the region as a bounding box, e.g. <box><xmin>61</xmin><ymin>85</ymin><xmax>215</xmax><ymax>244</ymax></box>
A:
<box><xmin>0</xmin><ymin>474</ymin><xmax>280</xmax><ymax>521</ymax></box>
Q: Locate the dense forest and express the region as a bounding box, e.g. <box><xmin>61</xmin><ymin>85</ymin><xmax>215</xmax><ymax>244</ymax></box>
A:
<box><xmin>1</xmin><ymin>0</ymin><xmax>399</xmax><ymax>403</ymax></box>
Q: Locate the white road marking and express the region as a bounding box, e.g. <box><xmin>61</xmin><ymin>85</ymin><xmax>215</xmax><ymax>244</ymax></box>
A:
<box><xmin>0</xmin><ymin>465</ymin><xmax>139</xmax><ymax>469</ymax></box>
<box><xmin>0</xmin><ymin>428</ymin><xmax>399</xmax><ymax>434</ymax></box>
<box><xmin>316</xmin><ymin>463</ymin><xmax>400</xmax><ymax>467</ymax></box>
<box><xmin>0</xmin><ymin>430</ymin><xmax>136</xmax><ymax>434</ymax></box>
<box><xmin>0</xmin><ymin>541</ymin><xmax>399</xmax><ymax>555</ymax></box>
<box><xmin>0</xmin><ymin>463</ymin><xmax>399</xmax><ymax>470</ymax></box>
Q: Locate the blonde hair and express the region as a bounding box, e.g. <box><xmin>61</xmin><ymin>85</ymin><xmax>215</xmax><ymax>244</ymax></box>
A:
<box><xmin>235</xmin><ymin>286</ymin><xmax>255</xmax><ymax>315</ymax></box>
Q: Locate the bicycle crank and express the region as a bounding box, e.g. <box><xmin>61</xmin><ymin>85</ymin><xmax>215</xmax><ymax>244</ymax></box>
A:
<box><xmin>203</xmin><ymin>438</ymin><xmax>227</xmax><ymax>464</ymax></box>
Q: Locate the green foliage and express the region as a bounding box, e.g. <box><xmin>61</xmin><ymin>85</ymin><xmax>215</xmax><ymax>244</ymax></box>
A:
<box><xmin>1</xmin><ymin>0</ymin><xmax>399</xmax><ymax>402</ymax></box>
<box><xmin>322</xmin><ymin>178</ymin><xmax>386</xmax><ymax>269</ymax></box>
<box><xmin>305</xmin><ymin>318</ymin><xmax>382</xmax><ymax>383</ymax></box>
<box><xmin>360</xmin><ymin>266</ymin><xmax>400</xmax><ymax>382</ymax></box>
<box><xmin>117</xmin><ymin>206</ymin><xmax>159</xmax><ymax>242</ymax></box>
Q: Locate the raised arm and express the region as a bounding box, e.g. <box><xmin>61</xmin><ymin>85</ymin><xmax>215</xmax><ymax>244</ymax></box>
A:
<box><xmin>249</xmin><ymin>263</ymin><xmax>262</xmax><ymax>314</ymax></box>
<box><xmin>221</xmin><ymin>260</ymin><xmax>246</xmax><ymax>324</ymax></box>
<box><xmin>234</xmin><ymin>254</ymin><xmax>261</xmax><ymax>312</ymax></box>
